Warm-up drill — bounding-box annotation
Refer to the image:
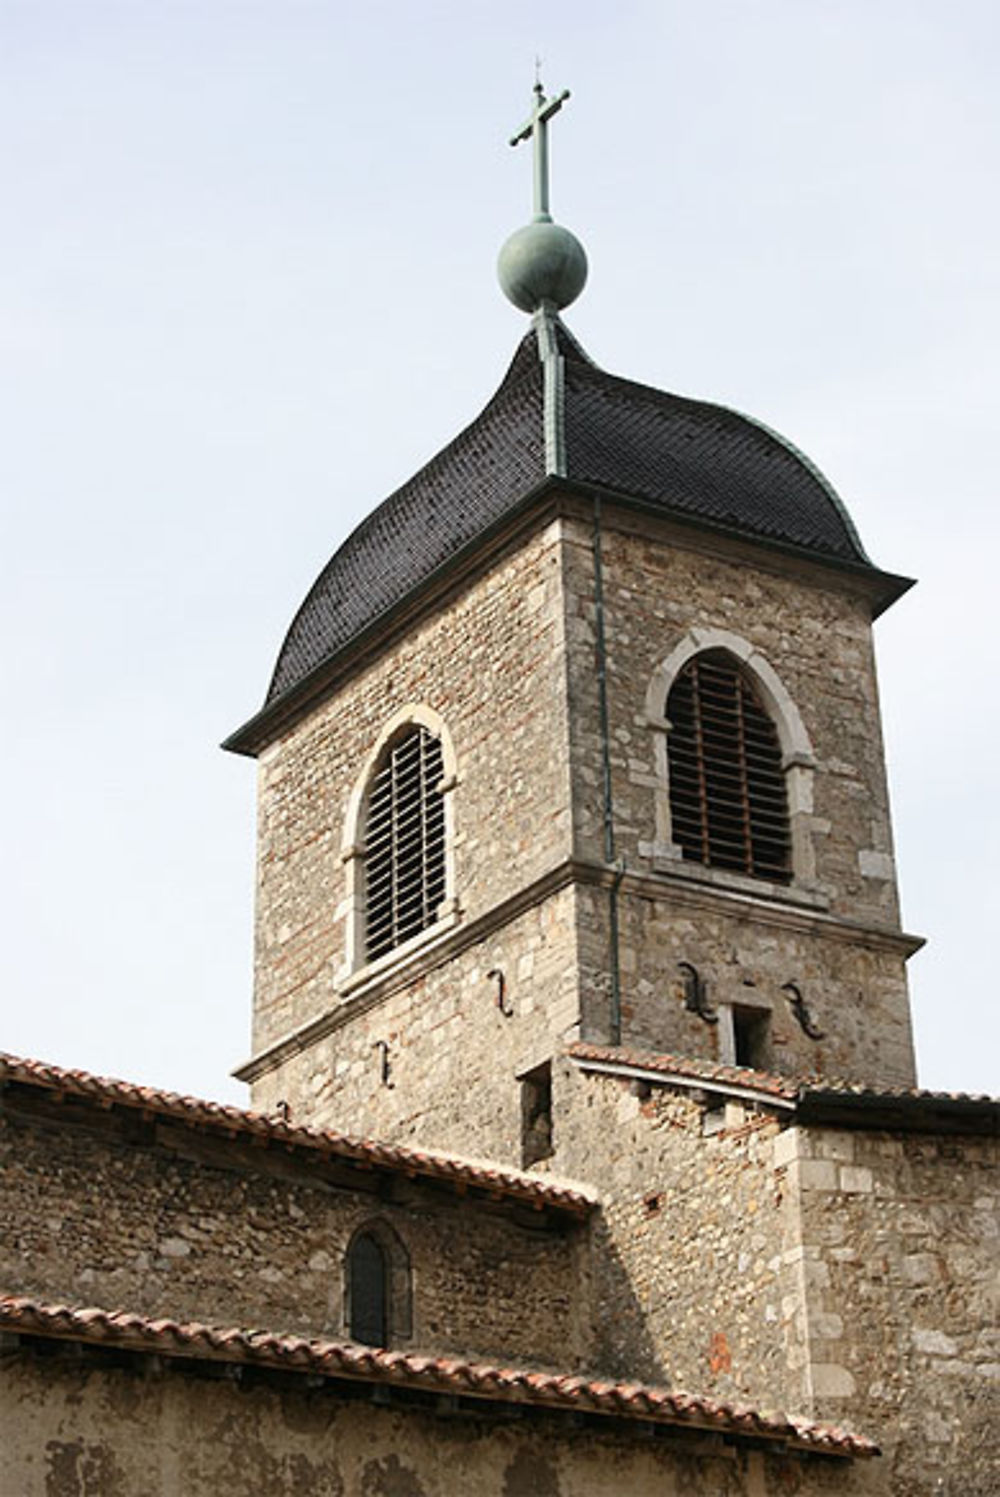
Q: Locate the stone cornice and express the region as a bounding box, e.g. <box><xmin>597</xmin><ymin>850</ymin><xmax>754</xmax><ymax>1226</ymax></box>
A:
<box><xmin>225</xmin><ymin>485</ymin><xmax>910</xmax><ymax>759</ymax></box>
<box><xmin>598</xmin><ymin>861</ymin><xmax>924</xmax><ymax>957</ymax></box>
<box><xmin>234</xmin><ymin>858</ymin><xmax>922</xmax><ymax>1083</ymax></box>
<box><xmin>233</xmin><ymin>859</ymin><xmax>581</xmax><ymax>1082</ymax></box>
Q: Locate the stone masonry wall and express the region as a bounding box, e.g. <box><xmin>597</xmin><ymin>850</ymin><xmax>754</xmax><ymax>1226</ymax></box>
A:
<box><xmin>251</xmin><ymin>887</ymin><xmax>581</xmax><ymax>1166</ymax></box>
<box><xmin>562</xmin><ymin>504</ymin><xmax>903</xmax><ymax>925</ymax></box>
<box><xmin>550</xmin><ymin>1060</ymin><xmax>804</xmax><ymax>1410</ymax></box>
<box><xmin>780</xmin><ymin>1123</ymin><xmax>1000</xmax><ymax>1497</ymax></box>
<box><xmin>251</xmin><ymin>513</ymin><xmax>572</xmax><ymax>1065</ymax></box>
<box><xmin>547</xmin><ymin>1062</ymin><xmax>999</xmax><ymax>1497</ymax></box>
<box><xmin>3</xmin><ymin>1351</ymin><xmax>869</xmax><ymax>1497</ymax></box>
<box><xmin>560</xmin><ymin>502</ymin><xmax>916</xmax><ymax>1088</ymax></box>
<box><xmin>249</xmin><ymin>493</ymin><xmax>915</xmax><ymax>1136</ymax></box>
<box><xmin>575</xmin><ymin>880</ymin><xmax>915</xmax><ymax>1089</ymax></box>
<box><xmin>0</xmin><ymin>1101</ymin><xmax>585</xmax><ymax>1371</ymax></box>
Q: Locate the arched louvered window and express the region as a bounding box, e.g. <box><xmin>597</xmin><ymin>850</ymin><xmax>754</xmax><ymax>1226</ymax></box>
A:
<box><xmin>667</xmin><ymin>650</ymin><xmax>791</xmax><ymax>884</ymax></box>
<box><xmin>347</xmin><ymin>1232</ymin><xmax>388</xmax><ymax>1347</ymax></box>
<box><xmin>365</xmin><ymin>725</ymin><xmax>446</xmax><ymax>961</ymax></box>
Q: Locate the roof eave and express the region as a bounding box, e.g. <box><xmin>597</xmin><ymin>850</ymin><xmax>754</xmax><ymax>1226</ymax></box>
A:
<box><xmin>795</xmin><ymin>1089</ymin><xmax>1000</xmax><ymax>1136</ymax></box>
<box><xmin>570</xmin><ymin>1042</ymin><xmax>999</xmax><ymax>1135</ymax></box>
<box><xmin>224</xmin><ymin>478</ymin><xmax>913</xmax><ymax>759</ymax></box>
<box><xmin>0</xmin><ymin>1051</ymin><xmax>595</xmax><ymax>1219</ymax></box>
<box><xmin>222</xmin><ymin>475</ymin><xmax>565</xmax><ymax>758</ymax></box>
<box><xmin>0</xmin><ymin>1294</ymin><xmax>879</xmax><ymax>1458</ymax></box>
<box><xmin>556</xmin><ymin>477</ymin><xmax>915</xmax><ymax>619</ymax></box>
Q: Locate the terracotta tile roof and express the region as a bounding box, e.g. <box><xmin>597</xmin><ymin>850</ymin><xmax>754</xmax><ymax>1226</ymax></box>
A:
<box><xmin>0</xmin><ymin>1294</ymin><xmax>878</xmax><ymax>1459</ymax></box>
<box><xmin>0</xmin><ymin>1052</ymin><xmax>595</xmax><ymax>1218</ymax></box>
<box><xmin>568</xmin><ymin>1041</ymin><xmax>800</xmax><ymax>1103</ymax></box>
<box><xmin>569</xmin><ymin>1043</ymin><xmax>999</xmax><ymax>1130</ymax></box>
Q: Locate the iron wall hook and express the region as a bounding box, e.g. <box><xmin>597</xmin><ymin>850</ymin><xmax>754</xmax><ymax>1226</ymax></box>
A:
<box><xmin>488</xmin><ymin>968</ymin><xmax>514</xmax><ymax>1018</ymax></box>
<box><xmin>782</xmin><ymin>982</ymin><xmax>825</xmax><ymax>1040</ymax></box>
<box><xmin>374</xmin><ymin>1039</ymin><xmax>394</xmax><ymax>1088</ymax></box>
<box><xmin>678</xmin><ymin>961</ymin><xmax>718</xmax><ymax>1024</ymax></box>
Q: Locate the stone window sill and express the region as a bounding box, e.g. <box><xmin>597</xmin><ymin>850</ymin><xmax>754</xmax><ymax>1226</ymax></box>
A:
<box><xmin>337</xmin><ymin>905</ymin><xmax>462</xmax><ymax>1001</ymax></box>
<box><xmin>648</xmin><ymin>846</ymin><xmax>829</xmax><ymax>912</ymax></box>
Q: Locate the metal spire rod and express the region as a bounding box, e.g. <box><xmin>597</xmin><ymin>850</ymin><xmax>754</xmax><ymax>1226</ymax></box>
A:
<box><xmin>509</xmin><ymin>80</ymin><xmax>571</xmax><ymax>224</ymax></box>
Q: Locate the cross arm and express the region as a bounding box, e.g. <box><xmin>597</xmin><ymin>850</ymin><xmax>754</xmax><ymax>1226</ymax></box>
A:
<box><xmin>508</xmin><ymin>88</ymin><xmax>571</xmax><ymax>148</ymax></box>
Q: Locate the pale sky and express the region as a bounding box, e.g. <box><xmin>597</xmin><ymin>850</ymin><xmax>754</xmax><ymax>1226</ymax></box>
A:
<box><xmin>2</xmin><ymin>1</ymin><xmax>998</xmax><ymax>1103</ymax></box>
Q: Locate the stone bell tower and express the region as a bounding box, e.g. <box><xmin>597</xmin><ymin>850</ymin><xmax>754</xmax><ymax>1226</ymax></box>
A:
<box><xmin>224</xmin><ymin>82</ymin><xmax>919</xmax><ymax>1163</ymax></box>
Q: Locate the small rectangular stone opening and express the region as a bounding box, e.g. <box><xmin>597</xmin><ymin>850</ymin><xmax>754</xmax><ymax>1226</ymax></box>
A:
<box><xmin>520</xmin><ymin>1062</ymin><xmax>553</xmax><ymax>1168</ymax></box>
<box><xmin>733</xmin><ymin>1006</ymin><xmax>770</xmax><ymax>1069</ymax></box>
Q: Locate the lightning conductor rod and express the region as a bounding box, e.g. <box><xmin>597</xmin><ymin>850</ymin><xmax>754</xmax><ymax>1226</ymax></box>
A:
<box><xmin>509</xmin><ymin>81</ymin><xmax>571</xmax><ymax>224</ymax></box>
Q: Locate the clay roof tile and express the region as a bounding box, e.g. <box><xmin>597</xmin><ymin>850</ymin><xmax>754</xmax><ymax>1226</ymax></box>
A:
<box><xmin>0</xmin><ymin>1049</ymin><xmax>595</xmax><ymax>1218</ymax></box>
<box><xmin>0</xmin><ymin>1293</ymin><xmax>878</xmax><ymax>1459</ymax></box>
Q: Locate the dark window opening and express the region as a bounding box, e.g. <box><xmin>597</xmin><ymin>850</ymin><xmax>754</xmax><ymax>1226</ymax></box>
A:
<box><xmin>521</xmin><ymin>1062</ymin><xmax>554</xmax><ymax>1168</ymax></box>
<box><xmin>365</xmin><ymin>725</ymin><xmax>446</xmax><ymax>962</ymax></box>
<box><xmin>348</xmin><ymin>1231</ymin><xmax>388</xmax><ymax>1347</ymax></box>
<box><xmin>667</xmin><ymin>651</ymin><xmax>791</xmax><ymax>884</ymax></box>
<box><xmin>733</xmin><ymin>1006</ymin><xmax>770</xmax><ymax>1070</ymax></box>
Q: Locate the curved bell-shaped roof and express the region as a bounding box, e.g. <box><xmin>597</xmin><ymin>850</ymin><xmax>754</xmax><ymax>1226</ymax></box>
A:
<box><xmin>226</xmin><ymin>319</ymin><xmax>905</xmax><ymax>755</ymax></box>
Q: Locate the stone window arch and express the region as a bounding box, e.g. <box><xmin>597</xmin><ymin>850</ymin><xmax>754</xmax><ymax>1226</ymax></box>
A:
<box><xmin>643</xmin><ymin>628</ymin><xmax>817</xmax><ymax>887</ymax></box>
<box><xmin>344</xmin><ymin>1220</ymin><xmax>412</xmax><ymax>1348</ymax></box>
<box><xmin>339</xmin><ymin>706</ymin><xmax>459</xmax><ymax>982</ymax></box>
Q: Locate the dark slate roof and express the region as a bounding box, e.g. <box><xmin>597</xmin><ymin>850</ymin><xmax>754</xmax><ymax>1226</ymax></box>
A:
<box><xmin>562</xmin><ymin>346</ymin><xmax>869</xmax><ymax>562</ymax></box>
<box><xmin>262</xmin><ymin>331</ymin><xmax>546</xmax><ymax>710</ymax></box>
<box><xmin>227</xmin><ymin>320</ymin><xmax>904</xmax><ymax>754</ymax></box>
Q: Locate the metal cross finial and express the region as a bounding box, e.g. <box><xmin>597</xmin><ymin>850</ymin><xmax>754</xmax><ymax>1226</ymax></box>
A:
<box><xmin>509</xmin><ymin>78</ymin><xmax>571</xmax><ymax>224</ymax></box>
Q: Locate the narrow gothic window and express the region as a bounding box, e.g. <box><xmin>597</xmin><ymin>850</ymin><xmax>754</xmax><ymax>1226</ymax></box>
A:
<box><xmin>667</xmin><ymin>651</ymin><xmax>790</xmax><ymax>884</ymax></box>
<box><xmin>348</xmin><ymin>1231</ymin><xmax>388</xmax><ymax>1347</ymax></box>
<box><xmin>365</xmin><ymin>725</ymin><xmax>446</xmax><ymax>961</ymax></box>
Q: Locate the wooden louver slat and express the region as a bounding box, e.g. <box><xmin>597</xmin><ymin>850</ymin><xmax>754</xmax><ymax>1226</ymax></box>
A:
<box><xmin>365</xmin><ymin>726</ymin><xmax>446</xmax><ymax>961</ymax></box>
<box><xmin>667</xmin><ymin>651</ymin><xmax>791</xmax><ymax>883</ymax></box>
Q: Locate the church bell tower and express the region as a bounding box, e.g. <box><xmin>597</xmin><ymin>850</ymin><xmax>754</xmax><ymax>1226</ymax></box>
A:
<box><xmin>224</xmin><ymin>82</ymin><xmax>919</xmax><ymax>1163</ymax></box>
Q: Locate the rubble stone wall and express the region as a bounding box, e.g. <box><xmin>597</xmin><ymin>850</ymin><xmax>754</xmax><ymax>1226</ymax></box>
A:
<box><xmin>550</xmin><ymin>1061</ymin><xmax>804</xmax><ymax>1409</ymax></box>
<box><xmin>0</xmin><ymin>1102</ymin><xmax>584</xmax><ymax>1371</ymax></box>
<box><xmin>249</xmin><ymin>886</ymin><xmax>583</xmax><ymax>1165</ymax></box>
<box><xmin>550</xmin><ymin>1064</ymin><xmax>998</xmax><ymax>1497</ymax></box>
<box><xmin>784</xmin><ymin>1123</ymin><xmax>1000</xmax><ymax>1497</ymax></box>
<box><xmin>250</xmin><ymin>494</ymin><xmax>916</xmax><ymax>1132</ymax></box>
<box><xmin>561</xmin><ymin>504</ymin><xmax>902</xmax><ymax>923</ymax></box>
<box><xmin>574</xmin><ymin>879</ymin><xmax>915</xmax><ymax>1089</ymax></box>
